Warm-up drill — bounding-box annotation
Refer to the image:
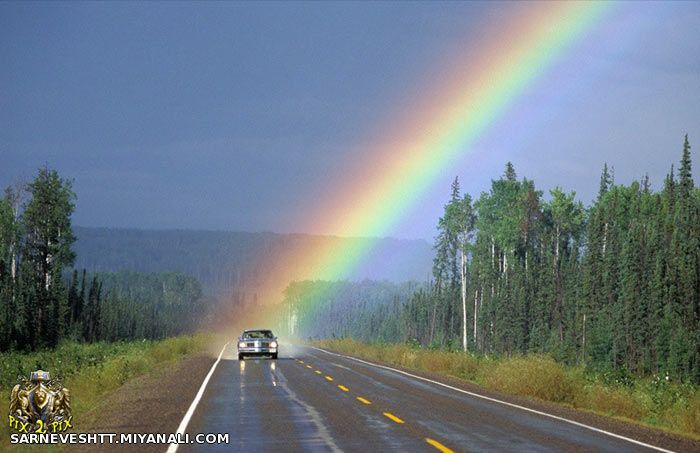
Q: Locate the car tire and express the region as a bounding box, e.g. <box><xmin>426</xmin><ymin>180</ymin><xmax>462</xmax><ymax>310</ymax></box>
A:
<box><xmin>271</xmin><ymin>353</ymin><xmax>278</xmax><ymax>360</ymax></box>
<box><xmin>238</xmin><ymin>353</ymin><xmax>244</xmax><ymax>360</ymax></box>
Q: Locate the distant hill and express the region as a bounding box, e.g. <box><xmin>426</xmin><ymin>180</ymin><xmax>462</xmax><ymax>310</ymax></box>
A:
<box><xmin>72</xmin><ymin>227</ymin><xmax>433</xmax><ymax>300</ymax></box>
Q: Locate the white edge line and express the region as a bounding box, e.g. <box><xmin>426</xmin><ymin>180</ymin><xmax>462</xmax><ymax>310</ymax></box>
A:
<box><xmin>166</xmin><ymin>342</ymin><xmax>229</xmax><ymax>453</ymax></box>
<box><xmin>312</xmin><ymin>346</ymin><xmax>675</xmax><ymax>453</ymax></box>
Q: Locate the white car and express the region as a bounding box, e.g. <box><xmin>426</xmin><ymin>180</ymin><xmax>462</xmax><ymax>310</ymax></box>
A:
<box><xmin>237</xmin><ymin>329</ymin><xmax>278</xmax><ymax>360</ymax></box>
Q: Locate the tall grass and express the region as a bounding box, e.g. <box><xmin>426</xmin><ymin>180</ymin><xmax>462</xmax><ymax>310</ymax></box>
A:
<box><xmin>0</xmin><ymin>334</ymin><xmax>211</xmax><ymax>445</ymax></box>
<box><xmin>316</xmin><ymin>338</ymin><xmax>700</xmax><ymax>439</ymax></box>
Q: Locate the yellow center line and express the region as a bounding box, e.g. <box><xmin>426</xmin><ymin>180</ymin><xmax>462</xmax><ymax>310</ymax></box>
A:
<box><xmin>306</xmin><ymin>365</ymin><xmax>313</xmax><ymax>369</ymax></box>
<box><xmin>337</xmin><ymin>385</ymin><xmax>349</xmax><ymax>392</ymax></box>
<box><xmin>298</xmin><ymin>360</ymin><xmax>304</xmax><ymax>363</ymax></box>
<box><xmin>315</xmin><ymin>370</ymin><xmax>322</xmax><ymax>374</ymax></box>
<box><xmin>325</xmin><ymin>375</ymin><xmax>334</xmax><ymax>381</ymax></box>
<box><xmin>382</xmin><ymin>412</ymin><xmax>404</xmax><ymax>424</ymax></box>
<box><xmin>356</xmin><ymin>396</ymin><xmax>372</xmax><ymax>405</ymax></box>
<box><xmin>425</xmin><ymin>438</ymin><xmax>454</xmax><ymax>453</ymax></box>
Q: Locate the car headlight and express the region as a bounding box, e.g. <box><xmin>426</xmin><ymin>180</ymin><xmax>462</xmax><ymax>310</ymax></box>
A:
<box><xmin>238</xmin><ymin>341</ymin><xmax>246</xmax><ymax>348</ymax></box>
<box><xmin>270</xmin><ymin>341</ymin><xmax>278</xmax><ymax>348</ymax></box>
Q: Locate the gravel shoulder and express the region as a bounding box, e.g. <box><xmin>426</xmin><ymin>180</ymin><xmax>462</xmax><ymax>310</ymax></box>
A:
<box><xmin>69</xmin><ymin>354</ymin><xmax>215</xmax><ymax>453</ymax></box>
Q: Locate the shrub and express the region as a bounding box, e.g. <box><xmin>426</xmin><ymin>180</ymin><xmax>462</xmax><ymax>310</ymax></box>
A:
<box><xmin>583</xmin><ymin>384</ymin><xmax>647</xmax><ymax>420</ymax></box>
<box><xmin>479</xmin><ymin>355</ymin><xmax>583</xmax><ymax>404</ymax></box>
<box><xmin>0</xmin><ymin>334</ymin><xmax>211</xmax><ymax>448</ymax></box>
<box><xmin>660</xmin><ymin>393</ymin><xmax>700</xmax><ymax>436</ymax></box>
<box><xmin>313</xmin><ymin>339</ymin><xmax>700</xmax><ymax>439</ymax></box>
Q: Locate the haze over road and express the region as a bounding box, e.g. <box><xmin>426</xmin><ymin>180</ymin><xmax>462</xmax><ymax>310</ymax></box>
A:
<box><xmin>178</xmin><ymin>346</ymin><xmax>673</xmax><ymax>453</ymax></box>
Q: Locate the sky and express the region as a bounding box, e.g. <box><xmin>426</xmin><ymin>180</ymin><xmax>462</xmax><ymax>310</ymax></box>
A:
<box><xmin>2</xmin><ymin>2</ymin><xmax>699</xmax><ymax>241</ymax></box>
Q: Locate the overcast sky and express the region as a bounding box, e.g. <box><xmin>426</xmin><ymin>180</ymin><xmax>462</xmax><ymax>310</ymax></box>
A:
<box><xmin>2</xmin><ymin>2</ymin><xmax>699</xmax><ymax>240</ymax></box>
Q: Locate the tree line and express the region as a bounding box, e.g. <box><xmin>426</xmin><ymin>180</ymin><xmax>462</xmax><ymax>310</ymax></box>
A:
<box><xmin>281</xmin><ymin>280</ymin><xmax>418</xmax><ymax>342</ymax></box>
<box><xmin>283</xmin><ymin>136</ymin><xmax>699</xmax><ymax>384</ymax></box>
<box><xmin>0</xmin><ymin>168</ymin><xmax>206</xmax><ymax>351</ymax></box>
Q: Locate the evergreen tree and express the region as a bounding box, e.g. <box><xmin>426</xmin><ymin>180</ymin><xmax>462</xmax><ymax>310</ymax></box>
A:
<box><xmin>0</xmin><ymin>195</ymin><xmax>14</xmax><ymax>348</ymax></box>
<box><xmin>599</xmin><ymin>163</ymin><xmax>612</xmax><ymax>199</ymax></box>
<box><xmin>669</xmin><ymin>135</ymin><xmax>699</xmax><ymax>380</ymax></box>
<box><xmin>282</xmin><ymin>136</ymin><xmax>699</xmax><ymax>383</ymax></box>
<box><xmin>83</xmin><ymin>275</ymin><xmax>101</xmax><ymax>342</ymax></box>
<box><xmin>504</xmin><ymin>162</ymin><xmax>517</xmax><ymax>181</ymax></box>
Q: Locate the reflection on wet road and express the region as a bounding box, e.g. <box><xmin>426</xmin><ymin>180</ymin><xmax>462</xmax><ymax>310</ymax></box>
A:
<box><xmin>181</xmin><ymin>345</ymin><xmax>667</xmax><ymax>453</ymax></box>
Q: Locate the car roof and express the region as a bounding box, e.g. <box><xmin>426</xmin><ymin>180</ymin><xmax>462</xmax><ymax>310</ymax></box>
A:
<box><xmin>241</xmin><ymin>329</ymin><xmax>275</xmax><ymax>335</ymax></box>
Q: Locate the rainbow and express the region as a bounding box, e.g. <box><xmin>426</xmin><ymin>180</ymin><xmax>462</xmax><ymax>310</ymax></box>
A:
<box><xmin>227</xmin><ymin>2</ymin><xmax>616</xmax><ymax>327</ymax></box>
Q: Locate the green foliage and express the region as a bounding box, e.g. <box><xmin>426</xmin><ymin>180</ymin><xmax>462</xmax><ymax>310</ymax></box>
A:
<box><xmin>0</xmin><ymin>334</ymin><xmax>210</xmax><ymax>446</ymax></box>
<box><xmin>294</xmin><ymin>135</ymin><xmax>700</xmax><ymax>386</ymax></box>
<box><xmin>481</xmin><ymin>354</ymin><xmax>582</xmax><ymax>404</ymax></box>
<box><xmin>281</xmin><ymin>280</ymin><xmax>418</xmax><ymax>342</ymax></box>
<box><xmin>316</xmin><ymin>338</ymin><xmax>700</xmax><ymax>438</ymax></box>
<box><xmin>0</xmin><ymin>167</ymin><xmax>208</xmax><ymax>352</ymax></box>
<box><xmin>22</xmin><ymin>168</ymin><xmax>77</xmax><ymax>280</ymax></box>
<box><xmin>97</xmin><ymin>270</ymin><xmax>209</xmax><ymax>341</ymax></box>
<box><xmin>0</xmin><ymin>341</ymin><xmax>140</xmax><ymax>388</ymax></box>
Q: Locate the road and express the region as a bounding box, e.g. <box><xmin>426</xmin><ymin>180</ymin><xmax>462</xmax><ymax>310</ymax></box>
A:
<box><xmin>180</xmin><ymin>345</ymin><xmax>670</xmax><ymax>453</ymax></box>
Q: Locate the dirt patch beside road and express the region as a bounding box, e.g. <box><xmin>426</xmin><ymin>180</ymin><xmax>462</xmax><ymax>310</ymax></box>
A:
<box><xmin>70</xmin><ymin>354</ymin><xmax>215</xmax><ymax>452</ymax></box>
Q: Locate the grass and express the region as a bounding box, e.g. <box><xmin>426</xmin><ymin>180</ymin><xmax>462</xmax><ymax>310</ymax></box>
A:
<box><xmin>315</xmin><ymin>338</ymin><xmax>700</xmax><ymax>440</ymax></box>
<box><xmin>0</xmin><ymin>334</ymin><xmax>211</xmax><ymax>447</ymax></box>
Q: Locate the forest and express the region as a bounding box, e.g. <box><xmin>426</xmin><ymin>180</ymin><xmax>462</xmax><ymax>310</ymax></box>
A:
<box><xmin>282</xmin><ymin>280</ymin><xmax>420</xmax><ymax>342</ymax></box>
<box><xmin>0</xmin><ymin>168</ymin><xmax>207</xmax><ymax>351</ymax></box>
<box><xmin>283</xmin><ymin>136</ymin><xmax>700</xmax><ymax>384</ymax></box>
<box><xmin>71</xmin><ymin>227</ymin><xmax>432</xmax><ymax>297</ymax></box>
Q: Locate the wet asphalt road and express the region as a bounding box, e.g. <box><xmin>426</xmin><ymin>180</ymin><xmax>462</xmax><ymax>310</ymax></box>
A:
<box><xmin>181</xmin><ymin>345</ymin><xmax>663</xmax><ymax>453</ymax></box>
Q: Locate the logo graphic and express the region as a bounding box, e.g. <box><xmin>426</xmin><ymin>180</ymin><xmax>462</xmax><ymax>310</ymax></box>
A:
<box><xmin>8</xmin><ymin>370</ymin><xmax>72</xmax><ymax>434</ymax></box>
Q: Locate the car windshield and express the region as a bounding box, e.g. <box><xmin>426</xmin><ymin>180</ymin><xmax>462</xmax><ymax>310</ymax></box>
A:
<box><xmin>243</xmin><ymin>330</ymin><xmax>274</xmax><ymax>339</ymax></box>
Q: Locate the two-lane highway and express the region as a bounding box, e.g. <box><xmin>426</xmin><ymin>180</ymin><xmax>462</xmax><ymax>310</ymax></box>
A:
<box><xmin>179</xmin><ymin>345</ymin><xmax>672</xmax><ymax>452</ymax></box>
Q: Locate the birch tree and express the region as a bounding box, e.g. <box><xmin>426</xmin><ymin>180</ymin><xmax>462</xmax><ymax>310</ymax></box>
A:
<box><xmin>22</xmin><ymin>168</ymin><xmax>76</xmax><ymax>345</ymax></box>
<box><xmin>444</xmin><ymin>189</ymin><xmax>475</xmax><ymax>351</ymax></box>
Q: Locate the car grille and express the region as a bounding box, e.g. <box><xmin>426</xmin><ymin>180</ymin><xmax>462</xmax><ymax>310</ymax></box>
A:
<box><xmin>242</xmin><ymin>341</ymin><xmax>272</xmax><ymax>348</ymax></box>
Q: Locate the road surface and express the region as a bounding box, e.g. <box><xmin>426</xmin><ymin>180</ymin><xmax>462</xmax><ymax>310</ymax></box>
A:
<box><xmin>180</xmin><ymin>345</ymin><xmax>671</xmax><ymax>453</ymax></box>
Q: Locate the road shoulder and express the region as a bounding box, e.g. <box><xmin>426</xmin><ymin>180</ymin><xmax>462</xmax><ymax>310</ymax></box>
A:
<box><xmin>314</xmin><ymin>346</ymin><xmax>700</xmax><ymax>453</ymax></box>
<box><xmin>69</xmin><ymin>354</ymin><xmax>215</xmax><ymax>452</ymax></box>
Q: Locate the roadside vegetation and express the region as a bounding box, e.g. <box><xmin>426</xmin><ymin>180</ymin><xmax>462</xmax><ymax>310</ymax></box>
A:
<box><xmin>0</xmin><ymin>166</ymin><xmax>218</xmax><ymax>448</ymax></box>
<box><xmin>286</xmin><ymin>137</ymin><xmax>699</xmax><ymax>397</ymax></box>
<box><xmin>291</xmin><ymin>138</ymin><xmax>699</xmax><ymax>439</ymax></box>
<box><xmin>0</xmin><ymin>168</ymin><xmax>210</xmax><ymax>353</ymax></box>
<box><xmin>316</xmin><ymin>338</ymin><xmax>700</xmax><ymax>439</ymax></box>
<box><xmin>0</xmin><ymin>334</ymin><xmax>210</xmax><ymax>444</ymax></box>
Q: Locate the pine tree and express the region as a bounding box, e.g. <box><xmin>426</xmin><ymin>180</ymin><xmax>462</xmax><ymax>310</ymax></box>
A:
<box><xmin>669</xmin><ymin>135</ymin><xmax>699</xmax><ymax>381</ymax></box>
<box><xmin>504</xmin><ymin>162</ymin><xmax>517</xmax><ymax>181</ymax></box>
<box><xmin>546</xmin><ymin>188</ymin><xmax>584</xmax><ymax>345</ymax></box>
<box><xmin>599</xmin><ymin>163</ymin><xmax>612</xmax><ymax>199</ymax></box>
<box><xmin>0</xmin><ymin>195</ymin><xmax>13</xmax><ymax>349</ymax></box>
<box><xmin>619</xmin><ymin>182</ymin><xmax>645</xmax><ymax>372</ymax></box>
<box><xmin>83</xmin><ymin>275</ymin><xmax>101</xmax><ymax>342</ymax></box>
<box><xmin>678</xmin><ymin>135</ymin><xmax>693</xmax><ymax>199</ymax></box>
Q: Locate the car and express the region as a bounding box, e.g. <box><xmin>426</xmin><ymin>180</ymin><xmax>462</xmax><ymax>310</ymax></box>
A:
<box><xmin>237</xmin><ymin>329</ymin><xmax>278</xmax><ymax>360</ymax></box>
